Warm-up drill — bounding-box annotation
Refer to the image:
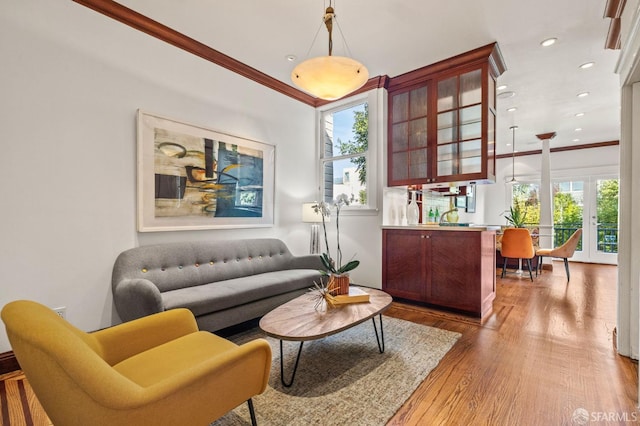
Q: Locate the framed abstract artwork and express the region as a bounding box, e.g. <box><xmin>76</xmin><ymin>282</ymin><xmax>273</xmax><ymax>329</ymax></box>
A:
<box><xmin>137</xmin><ymin>110</ymin><xmax>275</xmax><ymax>232</ymax></box>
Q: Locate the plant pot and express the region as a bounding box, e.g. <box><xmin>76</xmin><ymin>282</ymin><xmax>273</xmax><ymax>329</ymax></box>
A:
<box><xmin>329</xmin><ymin>273</ymin><xmax>350</xmax><ymax>296</ymax></box>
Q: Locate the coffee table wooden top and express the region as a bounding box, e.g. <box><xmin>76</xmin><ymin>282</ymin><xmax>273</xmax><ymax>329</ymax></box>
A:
<box><xmin>259</xmin><ymin>287</ymin><xmax>392</xmax><ymax>341</ymax></box>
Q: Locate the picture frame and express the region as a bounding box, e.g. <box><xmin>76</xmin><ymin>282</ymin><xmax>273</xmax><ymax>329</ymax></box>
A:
<box><xmin>137</xmin><ymin>110</ymin><xmax>275</xmax><ymax>232</ymax></box>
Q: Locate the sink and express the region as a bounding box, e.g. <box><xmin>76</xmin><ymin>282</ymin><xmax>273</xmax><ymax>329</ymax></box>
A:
<box><xmin>439</xmin><ymin>223</ymin><xmax>470</xmax><ymax>227</ymax></box>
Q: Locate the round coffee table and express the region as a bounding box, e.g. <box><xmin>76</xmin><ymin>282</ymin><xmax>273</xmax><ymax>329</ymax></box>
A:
<box><xmin>259</xmin><ymin>287</ymin><xmax>392</xmax><ymax>387</ymax></box>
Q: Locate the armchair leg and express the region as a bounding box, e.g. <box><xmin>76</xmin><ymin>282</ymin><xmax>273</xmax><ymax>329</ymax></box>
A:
<box><xmin>564</xmin><ymin>258</ymin><xmax>570</xmax><ymax>281</ymax></box>
<box><xmin>247</xmin><ymin>399</ymin><xmax>257</xmax><ymax>426</ymax></box>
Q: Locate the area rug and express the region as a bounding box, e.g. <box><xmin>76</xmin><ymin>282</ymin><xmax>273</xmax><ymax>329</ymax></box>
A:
<box><xmin>212</xmin><ymin>316</ymin><xmax>460</xmax><ymax>426</ymax></box>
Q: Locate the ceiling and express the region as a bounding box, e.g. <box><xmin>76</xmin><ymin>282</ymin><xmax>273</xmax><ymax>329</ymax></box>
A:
<box><xmin>116</xmin><ymin>0</ymin><xmax>622</xmax><ymax>156</ymax></box>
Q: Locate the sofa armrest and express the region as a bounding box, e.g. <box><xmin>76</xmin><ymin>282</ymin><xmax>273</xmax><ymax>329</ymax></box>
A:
<box><xmin>288</xmin><ymin>254</ymin><xmax>325</xmax><ymax>271</ymax></box>
<box><xmin>113</xmin><ymin>278</ymin><xmax>163</xmax><ymax>322</ymax></box>
<box><xmin>92</xmin><ymin>308</ymin><xmax>198</xmax><ymax>365</ymax></box>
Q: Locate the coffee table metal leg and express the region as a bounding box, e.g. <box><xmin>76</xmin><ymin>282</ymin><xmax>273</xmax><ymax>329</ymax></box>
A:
<box><xmin>371</xmin><ymin>314</ymin><xmax>385</xmax><ymax>353</ymax></box>
<box><xmin>279</xmin><ymin>340</ymin><xmax>304</xmax><ymax>387</ymax></box>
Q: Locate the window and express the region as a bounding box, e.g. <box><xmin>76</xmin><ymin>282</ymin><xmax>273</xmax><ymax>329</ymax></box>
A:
<box><xmin>511</xmin><ymin>183</ymin><xmax>540</xmax><ymax>225</ymax></box>
<box><xmin>318</xmin><ymin>91</ymin><xmax>379</xmax><ymax>211</ymax></box>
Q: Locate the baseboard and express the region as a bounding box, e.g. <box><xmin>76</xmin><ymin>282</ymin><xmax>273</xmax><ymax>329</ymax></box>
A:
<box><xmin>0</xmin><ymin>351</ymin><xmax>20</xmax><ymax>375</ymax></box>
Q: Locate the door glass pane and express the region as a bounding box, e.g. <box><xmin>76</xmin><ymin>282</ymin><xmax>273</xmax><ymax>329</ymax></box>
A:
<box><xmin>392</xmin><ymin>123</ymin><xmax>408</xmax><ymax>152</ymax></box>
<box><xmin>596</xmin><ymin>179</ymin><xmax>619</xmax><ymax>253</ymax></box>
<box><xmin>460</xmin><ymin>157</ymin><xmax>481</xmax><ymax>174</ymax></box>
<box><xmin>409</xmin><ymin>118</ymin><xmax>427</xmax><ymax>149</ymax></box>
<box><xmin>437</xmin><ymin>145</ymin><xmax>455</xmax><ymax>176</ymax></box>
<box><xmin>437</xmin><ymin>77</ymin><xmax>457</xmax><ymax>111</ymax></box>
<box><xmin>460</xmin><ymin>139</ymin><xmax>481</xmax><ymax>159</ymax></box>
<box><xmin>437</xmin><ymin>112</ymin><xmax>457</xmax><ymax>143</ymax></box>
<box><xmin>409</xmin><ymin>86</ymin><xmax>428</xmax><ymax>119</ymax></box>
<box><xmin>460</xmin><ymin>105</ymin><xmax>481</xmax><ymax>141</ymax></box>
<box><xmin>392</xmin><ymin>92</ymin><xmax>408</xmax><ymax>123</ymax></box>
<box><xmin>392</xmin><ymin>152</ymin><xmax>408</xmax><ymax>181</ymax></box>
<box><xmin>553</xmin><ymin>181</ymin><xmax>583</xmax><ymax>250</ymax></box>
<box><xmin>409</xmin><ymin>149</ymin><xmax>428</xmax><ymax>179</ymax></box>
<box><xmin>460</xmin><ymin>69</ymin><xmax>482</xmax><ymax>106</ymax></box>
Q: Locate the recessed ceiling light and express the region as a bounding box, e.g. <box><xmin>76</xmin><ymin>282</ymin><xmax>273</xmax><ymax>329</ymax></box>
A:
<box><xmin>541</xmin><ymin>38</ymin><xmax>557</xmax><ymax>47</ymax></box>
<box><xmin>497</xmin><ymin>84</ymin><xmax>508</xmax><ymax>90</ymax></box>
<box><xmin>573</xmin><ymin>139</ymin><xmax>580</xmax><ymax>142</ymax></box>
<box><xmin>497</xmin><ymin>91</ymin><xmax>516</xmax><ymax>99</ymax></box>
<box><xmin>506</xmin><ymin>143</ymin><xmax>512</xmax><ymax>146</ymax></box>
<box><xmin>577</xmin><ymin>92</ymin><xmax>590</xmax><ymax>98</ymax></box>
<box><xmin>579</xmin><ymin>62</ymin><xmax>595</xmax><ymax>69</ymax></box>
<box><xmin>507</xmin><ymin>107</ymin><xmax>518</xmax><ymax>112</ymax></box>
<box><xmin>575</xmin><ymin>112</ymin><xmax>585</xmax><ymax>117</ymax></box>
<box><xmin>575</xmin><ymin>128</ymin><xmax>582</xmax><ymax>132</ymax></box>
<box><xmin>285</xmin><ymin>54</ymin><xmax>297</xmax><ymax>62</ymax></box>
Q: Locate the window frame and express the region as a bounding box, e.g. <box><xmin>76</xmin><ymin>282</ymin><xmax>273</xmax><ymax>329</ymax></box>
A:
<box><xmin>316</xmin><ymin>90</ymin><xmax>381</xmax><ymax>215</ymax></box>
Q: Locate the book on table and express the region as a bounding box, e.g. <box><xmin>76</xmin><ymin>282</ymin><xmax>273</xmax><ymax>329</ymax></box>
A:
<box><xmin>328</xmin><ymin>287</ymin><xmax>370</xmax><ymax>305</ymax></box>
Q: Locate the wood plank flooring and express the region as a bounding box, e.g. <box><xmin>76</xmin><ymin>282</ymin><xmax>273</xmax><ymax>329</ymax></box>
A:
<box><xmin>386</xmin><ymin>261</ymin><xmax>638</xmax><ymax>425</ymax></box>
<box><xmin>1</xmin><ymin>262</ymin><xmax>637</xmax><ymax>425</ymax></box>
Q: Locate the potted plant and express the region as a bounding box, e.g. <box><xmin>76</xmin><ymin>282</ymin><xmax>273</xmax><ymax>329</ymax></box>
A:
<box><xmin>313</xmin><ymin>194</ymin><xmax>359</xmax><ymax>295</ymax></box>
<box><xmin>504</xmin><ymin>204</ymin><xmax>527</xmax><ymax>228</ymax></box>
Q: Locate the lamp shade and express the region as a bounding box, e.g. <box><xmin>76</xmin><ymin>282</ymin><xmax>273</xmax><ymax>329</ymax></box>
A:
<box><xmin>302</xmin><ymin>202</ymin><xmax>329</xmax><ymax>223</ymax></box>
<box><xmin>291</xmin><ymin>56</ymin><xmax>369</xmax><ymax>101</ymax></box>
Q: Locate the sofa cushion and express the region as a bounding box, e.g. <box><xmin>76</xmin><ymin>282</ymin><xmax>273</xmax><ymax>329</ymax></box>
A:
<box><xmin>162</xmin><ymin>269</ymin><xmax>322</xmax><ymax>317</ymax></box>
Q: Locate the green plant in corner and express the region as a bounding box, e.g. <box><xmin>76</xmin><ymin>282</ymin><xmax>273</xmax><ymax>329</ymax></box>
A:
<box><xmin>504</xmin><ymin>204</ymin><xmax>527</xmax><ymax>228</ymax></box>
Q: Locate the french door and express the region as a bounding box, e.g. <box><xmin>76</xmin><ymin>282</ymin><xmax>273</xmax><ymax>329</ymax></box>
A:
<box><xmin>553</xmin><ymin>176</ymin><xmax>618</xmax><ymax>265</ymax></box>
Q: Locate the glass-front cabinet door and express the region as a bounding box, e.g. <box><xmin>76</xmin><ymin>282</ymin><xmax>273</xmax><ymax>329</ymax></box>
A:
<box><xmin>389</xmin><ymin>85</ymin><xmax>429</xmax><ymax>183</ymax></box>
<box><xmin>386</xmin><ymin>43</ymin><xmax>504</xmax><ymax>187</ymax></box>
<box><xmin>436</xmin><ymin>68</ymin><xmax>483</xmax><ymax>179</ymax></box>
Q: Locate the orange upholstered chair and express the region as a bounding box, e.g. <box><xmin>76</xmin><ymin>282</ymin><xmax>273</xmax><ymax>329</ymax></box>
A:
<box><xmin>1</xmin><ymin>300</ymin><xmax>272</xmax><ymax>426</ymax></box>
<box><xmin>536</xmin><ymin>228</ymin><xmax>582</xmax><ymax>281</ymax></box>
<box><xmin>500</xmin><ymin>228</ymin><xmax>536</xmax><ymax>281</ymax></box>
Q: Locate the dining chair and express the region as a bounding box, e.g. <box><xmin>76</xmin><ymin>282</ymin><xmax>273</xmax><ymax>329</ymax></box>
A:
<box><xmin>536</xmin><ymin>228</ymin><xmax>582</xmax><ymax>281</ymax></box>
<box><xmin>500</xmin><ymin>228</ymin><xmax>536</xmax><ymax>282</ymax></box>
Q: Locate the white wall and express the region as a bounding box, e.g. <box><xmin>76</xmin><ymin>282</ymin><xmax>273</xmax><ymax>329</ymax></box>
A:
<box><xmin>0</xmin><ymin>0</ymin><xmax>318</xmax><ymax>352</ymax></box>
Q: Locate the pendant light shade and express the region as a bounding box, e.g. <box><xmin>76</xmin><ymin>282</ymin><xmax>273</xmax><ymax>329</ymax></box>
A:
<box><xmin>292</xmin><ymin>56</ymin><xmax>368</xmax><ymax>101</ymax></box>
<box><xmin>291</xmin><ymin>3</ymin><xmax>369</xmax><ymax>100</ymax></box>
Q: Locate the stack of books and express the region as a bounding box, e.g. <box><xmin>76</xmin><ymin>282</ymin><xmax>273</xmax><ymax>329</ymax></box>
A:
<box><xmin>327</xmin><ymin>287</ymin><xmax>370</xmax><ymax>305</ymax></box>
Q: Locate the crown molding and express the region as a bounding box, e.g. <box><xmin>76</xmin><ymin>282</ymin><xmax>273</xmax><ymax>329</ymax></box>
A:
<box><xmin>72</xmin><ymin>0</ymin><xmax>387</xmax><ymax>108</ymax></box>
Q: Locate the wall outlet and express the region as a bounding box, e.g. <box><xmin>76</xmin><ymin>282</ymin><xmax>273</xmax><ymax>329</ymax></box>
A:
<box><xmin>53</xmin><ymin>306</ymin><xmax>66</xmax><ymax>320</ymax></box>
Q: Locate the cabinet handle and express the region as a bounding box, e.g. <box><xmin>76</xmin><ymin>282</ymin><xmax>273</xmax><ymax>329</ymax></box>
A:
<box><xmin>421</xmin><ymin>235</ymin><xmax>425</xmax><ymax>239</ymax></box>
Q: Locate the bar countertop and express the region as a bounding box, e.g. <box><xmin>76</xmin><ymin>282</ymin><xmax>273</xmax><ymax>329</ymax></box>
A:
<box><xmin>381</xmin><ymin>224</ymin><xmax>498</xmax><ymax>232</ymax></box>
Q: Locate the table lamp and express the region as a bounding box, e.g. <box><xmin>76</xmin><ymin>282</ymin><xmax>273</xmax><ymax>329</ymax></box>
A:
<box><xmin>302</xmin><ymin>202</ymin><xmax>329</xmax><ymax>254</ymax></box>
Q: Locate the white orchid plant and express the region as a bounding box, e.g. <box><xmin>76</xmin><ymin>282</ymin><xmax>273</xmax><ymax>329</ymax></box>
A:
<box><xmin>313</xmin><ymin>194</ymin><xmax>360</xmax><ymax>276</ymax></box>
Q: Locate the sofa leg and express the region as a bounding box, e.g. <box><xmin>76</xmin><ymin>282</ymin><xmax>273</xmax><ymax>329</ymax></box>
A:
<box><xmin>247</xmin><ymin>399</ymin><xmax>257</xmax><ymax>426</ymax></box>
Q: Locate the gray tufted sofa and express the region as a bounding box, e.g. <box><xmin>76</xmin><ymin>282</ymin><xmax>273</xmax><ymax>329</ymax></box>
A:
<box><xmin>112</xmin><ymin>238</ymin><xmax>324</xmax><ymax>331</ymax></box>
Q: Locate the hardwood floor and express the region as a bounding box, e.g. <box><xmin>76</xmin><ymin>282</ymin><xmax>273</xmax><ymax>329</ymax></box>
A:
<box><xmin>387</xmin><ymin>262</ymin><xmax>638</xmax><ymax>425</ymax></box>
<box><xmin>1</xmin><ymin>262</ymin><xmax>637</xmax><ymax>425</ymax></box>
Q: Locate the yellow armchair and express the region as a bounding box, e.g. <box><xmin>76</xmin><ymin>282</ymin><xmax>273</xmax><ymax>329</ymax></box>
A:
<box><xmin>1</xmin><ymin>300</ymin><xmax>271</xmax><ymax>426</ymax></box>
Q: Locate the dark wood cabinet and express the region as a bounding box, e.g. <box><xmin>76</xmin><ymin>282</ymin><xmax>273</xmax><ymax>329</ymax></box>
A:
<box><xmin>382</xmin><ymin>228</ymin><xmax>496</xmax><ymax>319</ymax></box>
<box><xmin>387</xmin><ymin>43</ymin><xmax>505</xmax><ymax>188</ymax></box>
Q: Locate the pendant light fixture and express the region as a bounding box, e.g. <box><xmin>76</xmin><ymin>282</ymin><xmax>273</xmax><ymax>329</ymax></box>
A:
<box><xmin>291</xmin><ymin>1</ymin><xmax>369</xmax><ymax>101</ymax></box>
<box><xmin>508</xmin><ymin>125</ymin><xmax>518</xmax><ymax>184</ymax></box>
